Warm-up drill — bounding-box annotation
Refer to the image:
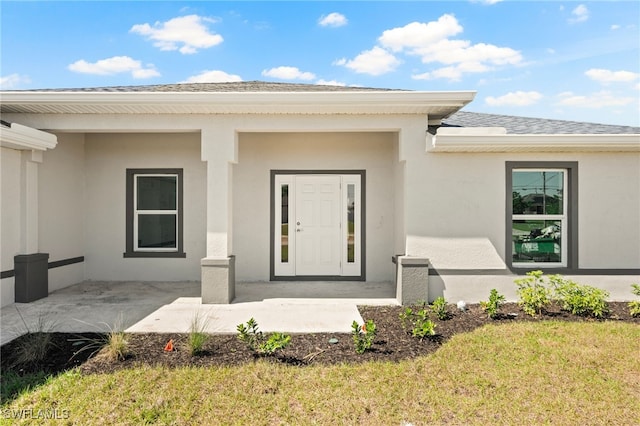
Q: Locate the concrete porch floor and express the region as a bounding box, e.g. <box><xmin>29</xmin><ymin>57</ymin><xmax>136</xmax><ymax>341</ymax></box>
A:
<box><xmin>1</xmin><ymin>281</ymin><xmax>398</xmax><ymax>345</ymax></box>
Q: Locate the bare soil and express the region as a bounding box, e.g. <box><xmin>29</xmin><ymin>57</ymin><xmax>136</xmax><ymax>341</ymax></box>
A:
<box><xmin>2</xmin><ymin>302</ymin><xmax>638</xmax><ymax>377</ymax></box>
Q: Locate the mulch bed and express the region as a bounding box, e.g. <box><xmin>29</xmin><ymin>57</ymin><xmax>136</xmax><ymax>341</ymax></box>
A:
<box><xmin>2</xmin><ymin>302</ymin><xmax>638</xmax><ymax>377</ymax></box>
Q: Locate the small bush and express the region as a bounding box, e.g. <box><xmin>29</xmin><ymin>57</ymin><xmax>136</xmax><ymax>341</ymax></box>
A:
<box><xmin>187</xmin><ymin>311</ymin><xmax>210</xmax><ymax>356</ymax></box>
<box><xmin>431</xmin><ymin>296</ymin><xmax>449</xmax><ymax>320</ymax></box>
<box><xmin>352</xmin><ymin>319</ymin><xmax>377</xmax><ymax>354</ymax></box>
<box><xmin>237</xmin><ymin>318</ymin><xmax>291</xmax><ymax>355</ymax></box>
<box><xmin>515</xmin><ymin>270</ymin><xmax>552</xmax><ymax>316</ymax></box>
<box><xmin>480</xmin><ymin>289</ymin><xmax>506</xmax><ymax>319</ymax></box>
<box><xmin>10</xmin><ymin>313</ymin><xmax>56</xmax><ymax>368</ymax></box>
<box><xmin>70</xmin><ymin>316</ymin><xmax>129</xmax><ymax>362</ymax></box>
<box><xmin>628</xmin><ymin>284</ymin><xmax>640</xmax><ymax>317</ymax></box>
<box><xmin>399</xmin><ymin>308</ymin><xmax>436</xmax><ymax>340</ymax></box>
<box><xmin>549</xmin><ymin>275</ymin><xmax>609</xmax><ymax>319</ymax></box>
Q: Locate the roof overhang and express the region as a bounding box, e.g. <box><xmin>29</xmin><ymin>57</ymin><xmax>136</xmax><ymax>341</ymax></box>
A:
<box><xmin>0</xmin><ymin>91</ymin><xmax>476</xmax><ymax>122</ymax></box>
<box><xmin>428</xmin><ymin>127</ymin><xmax>640</xmax><ymax>152</ymax></box>
<box><xmin>0</xmin><ymin>121</ymin><xmax>58</xmax><ymax>151</ymax></box>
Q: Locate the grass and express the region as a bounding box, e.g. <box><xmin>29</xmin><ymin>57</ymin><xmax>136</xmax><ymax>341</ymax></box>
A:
<box><xmin>2</xmin><ymin>321</ymin><xmax>639</xmax><ymax>425</ymax></box>
<box><xmin>186</xmin><ymin>311</ymin><xmax>210</xmax><ymax>356</ymax></box>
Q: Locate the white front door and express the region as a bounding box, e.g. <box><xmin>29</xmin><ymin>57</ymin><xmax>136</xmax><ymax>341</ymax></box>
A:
<box><xmin>295</xmin><ymin>175</ymin><xmax>342</xmax><ymax>276</ymax></box>
<box><xmin>273</xmin><ymin>173</ymin><xmax>362</xmax><ymax>278</ymax></box>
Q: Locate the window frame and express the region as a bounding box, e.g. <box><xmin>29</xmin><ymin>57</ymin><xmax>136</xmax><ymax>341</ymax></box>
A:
<box><xmin>124</xmin><ymin>168</ymin><xmax>186</xmax><ymax>258</ymax></box>
<box><xmin>506</xmin><ymin>162</ymin><xmax>578</xmax><ymax>272</ymax></box>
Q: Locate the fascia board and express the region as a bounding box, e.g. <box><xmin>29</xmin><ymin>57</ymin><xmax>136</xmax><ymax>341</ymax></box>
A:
<box><xmin>428</xmin><ymin>133</ymin><xmax>640</xmax><ymax>152</ymax></box>
<box><xmin>0</xmin><ymin>122</ymin><xmax>57</xmax><ymax>150</ymax></box>
<box><xmin>0</xmin><ymin>91</ymin><xmax>476</xmax><ymax>115</ymax></box>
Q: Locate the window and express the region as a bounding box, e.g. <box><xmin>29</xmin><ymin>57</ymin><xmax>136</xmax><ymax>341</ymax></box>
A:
<box><xmin>124</xmin><ymin>169</ymin><xmax>185</xmax><ymax>258</ymax></box>
<box><xmin>506</xmin><ymin>162</ymin><xmax>577</xmax><ymax>269</ymax></box>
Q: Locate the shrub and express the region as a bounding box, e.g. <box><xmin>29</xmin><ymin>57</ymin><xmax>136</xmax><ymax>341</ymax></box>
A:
<box><xmin>480</xmin><ymin>289</ymin><xmax>506</xmax><ymax>319</ymax></box>
<box><xmin>431</xmin><ymin>296</ymin><xmax>449</xmax><ymax>320</ymax></box>
<box><xmin>515</xmin><ymin>270</ymin><xmax>552</xmax><ymax>316</ymax></box>
<box><xmin>549</xmin><ymin>275</ymin><xmax>609</xmax><ymax>319</ymax></box>
<box><xmin>628</xmin><ymin>284</ymin><xmax>640</xmax><ymax>317</ymax></box>
<box><xmin>187</xmin><ymin>311</ymin><xmax>210</xmax><ymax>356</ymax></box>
<box><xmin>352</xmin><ymin>319</ymin><xmax>377</xmax><ymax>354</ymax></box>
<box><xmin>237</xmin><ymin>318</ymin><xmax>291</xmax><ymax>355</ymax></box>
<box><xmin>399</xmin><ymin>308</ymin><xmax>436</xmax><ymax>340</ymax></box>
<box><xmin>70</xmin><ymin>315</ymin><xmax>129</xmax><ymax>362</ymax></box>
<box><xmin>10</xmin><ymin>311</ymin><xmax>56</xmax><ymax>368</ymax></box>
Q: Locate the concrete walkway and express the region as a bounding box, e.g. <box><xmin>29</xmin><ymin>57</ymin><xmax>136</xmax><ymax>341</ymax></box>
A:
<box><xmin>1</xmin><ymin>281</ymin><xmax>397</xmax><ymax>345</ymax></box>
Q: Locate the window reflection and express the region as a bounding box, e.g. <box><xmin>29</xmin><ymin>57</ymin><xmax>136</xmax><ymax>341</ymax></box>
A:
<box><xmin>281</xmin><ymin>184</ymin><xmax>288</xmax><ymax>263</ymax></box>
<box><xmin>347</xmin><ymin>184</ymin><xmax>355</xmax><ymax>263</ymax></box>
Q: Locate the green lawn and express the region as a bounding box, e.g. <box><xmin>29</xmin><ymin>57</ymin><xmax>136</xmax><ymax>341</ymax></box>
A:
<box><xmin>3</xmin><ymin>321</ymin><xmax>639</xmax><ymax>425</ymax></box>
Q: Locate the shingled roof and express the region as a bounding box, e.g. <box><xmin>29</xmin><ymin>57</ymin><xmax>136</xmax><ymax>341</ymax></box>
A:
<box><xmin>6</xmin><ymin>81</ymin><xmax>400</xmax><ymax>93</ymax></box>
<box><xmin>442</xmin><ymin>110</ymin><xmax>639</xmax><ymax>135</ymax></box>
<box><xmin>3</xmin><ymin>81</ymin><xmax>638</xmax><ymax>134</ymax></box>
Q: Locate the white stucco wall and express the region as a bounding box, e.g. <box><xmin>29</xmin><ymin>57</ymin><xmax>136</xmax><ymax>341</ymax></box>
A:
<box><xmin>1</xmin><ymin>147</ymin><xmax>22</xmax><ymax>306</ymax></box>
<box><xmin>403</xmin><ymin>146</ymin><xmax>640</xmax><ymax>302</ymax></box>
<box><xmin>39</xmin><ymin>133</ymin><xmax>86</xmax><ymax>291</ymax></box>
<box><xmin>233</xmin><ymin>132</ymin><xmax>399</xmax><ymax>282</ymax></box>
<box><xmin>83</xmin><ymin>133</ymin><xmax>206</xmax><ymax>281</ymax></box>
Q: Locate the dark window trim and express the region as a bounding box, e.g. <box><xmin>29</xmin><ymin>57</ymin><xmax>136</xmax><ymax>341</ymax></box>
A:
<box><xmin>270</xmin><ymin>170</ymin><xmax>366</xmax><ymax>281</ymax></box>
<box><xmin>506</xmin><ymin>161</ymin><xmax>578</xmax><ymax>272</ymax></box>
<box><xmin>124</xmin><ymin>168</ymin><xmax>186</xmax><ymax>258</ymax></box>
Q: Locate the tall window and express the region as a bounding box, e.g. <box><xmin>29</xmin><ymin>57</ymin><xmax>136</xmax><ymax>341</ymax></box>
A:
<box><xmin>125</xmin><ymin>169</ymin><xmax>185</xmax><ymax>258</ymax></box>
<box><xmin>507</xmin><ymin>162</ymin><xmax>577</xmax><ymax>269</ymax></box>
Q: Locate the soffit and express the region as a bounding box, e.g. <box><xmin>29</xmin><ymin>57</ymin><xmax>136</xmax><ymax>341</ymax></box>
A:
<box><xmin>0</xmin><ymin>91</ymin><xmax>476</xmax><ymax>120</ymax></box>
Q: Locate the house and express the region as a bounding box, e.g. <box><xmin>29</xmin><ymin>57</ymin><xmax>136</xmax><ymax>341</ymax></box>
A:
<box><xmin>1</xmin><ymin>82</ymin><xmax>639</xmax><ymax>307</ymax></box>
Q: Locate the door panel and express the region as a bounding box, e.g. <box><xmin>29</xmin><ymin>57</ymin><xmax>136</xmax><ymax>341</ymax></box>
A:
<box><xmin>295</xmin><ymin>175</ymin><xmax>341</xmax><ymax>276</ymax></box>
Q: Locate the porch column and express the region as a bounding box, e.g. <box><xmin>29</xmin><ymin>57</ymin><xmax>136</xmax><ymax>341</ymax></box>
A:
<box><xmin>15</xmin><ymin>150</ymin><xmax>49</xmax><ymax>302</ymax></box>
<box><xmin>395</xmin><ymin>120</ymin><xmax>431</xmax><ymax>304</ymax></box>
<box><xmin>200</xmin><ymin>125</ymin><xmax>237</xmax><ymax>303</ymax></box>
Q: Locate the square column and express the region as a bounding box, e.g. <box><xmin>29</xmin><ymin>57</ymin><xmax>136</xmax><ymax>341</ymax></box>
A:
<box><xmin>200</xmin><ymin>125</ymin><xmax>237</xmax><ymax>303</ymax></box>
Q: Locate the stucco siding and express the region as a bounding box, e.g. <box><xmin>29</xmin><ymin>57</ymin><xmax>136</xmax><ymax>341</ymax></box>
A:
<box><xmin>578</xmin><ymin>153</ymin><xmax>640</xmax><ymax>268</ymax></box>
<box><xmin>83</xmin><ymin>133</ymin><xmax>206</xmax><ymax>281</ymax></box>
<box><xmin>233</xmin><ymin>132</ymin><xmax>398</xmax><ymax>282</ymax></box>
<box><xmin>1</xmin><ymin>147</ymin><xmax>21</xmax><ymax>306</ymax></box>
<box><xmin>405</xmin><ymin>150</ymin><xmax>640</xmax><ymax>270</ymax></box>
<box><xmin>39</xmin><ymin>133</ymin><xmax>86</xmax><ymax>291</ymax></box>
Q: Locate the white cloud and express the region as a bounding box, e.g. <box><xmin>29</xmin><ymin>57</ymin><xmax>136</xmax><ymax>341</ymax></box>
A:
<box><xmin>470</xmin><ymin>0</ymin><xmax>504</xmax><ymax>4</ymax></box>
<box><xmin>336</xmin><ymin>46</ymin><xmax>401</xmax><ymax>76</ymax></box>
<box><xmin>378</xmin><ymin>15</ymin><xmax>463</xmax><ymax>52</ymax></box>
<box><xmin>585</xmin><ymin>68</ymin><xmax>639</xmax><ymax>84</ymax></box>
<box><xmin>0</xmin><ymin>73</ymin><xmax>31</xmax><ymax>89</ymax></box>
<box><xmin>485</xmin><ymin>91</ymin><xmax>543</xmax><ymax>106</ymax></box>
<box><xmin>315</xmin><ymin>79</ymin><xmax>346</xmax><ymax>86</ymax></box>
<box><xmin>338</xmin><ymin>14</ymin><xmax>521</xmax><ymax>81</ymax></box>
<box><xmin>318</xmin><ymin>12</ymin><xmax>347</xmax><ymax>27</ymax></box>
<box><xmin>569</xmin><ymin>4</ymin><xmax>589</xmax><ymax>24</ymax></box>
<box><xmin>557</xmin><ymin>90</ymin><xmax>635</xmax><ymax>108</ymax></box>
<box><xmin>180</xmin><ymin>70</ymin><xmax>242</xmax><ymax>83</ymax></box>
<box><xmin>610</xmin><ymin>24</ymin><xmax>621</xmax><ymax>30</ymax></box>
<box><xmin>130</xmin><ymin>15</ymin><xmax>223</xmax><ymax>54</ymax></box>
<box><xmin>68</xmin><ymin>56</ymin><xmax>160</xmax><ymax>78</ymax></box>
<box><xmin>262</xmin><ymin>66</ymin><xmax>316</xmax><ymax>81</ymax></box>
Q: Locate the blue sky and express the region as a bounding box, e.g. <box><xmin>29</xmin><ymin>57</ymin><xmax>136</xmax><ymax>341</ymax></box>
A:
<box><xmin>1</xmin><ymin>1</ymin><xmax>639</xmax><ymax>126</ymax></box>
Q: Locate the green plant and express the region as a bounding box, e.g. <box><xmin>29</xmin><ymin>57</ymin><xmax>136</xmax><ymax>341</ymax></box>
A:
<box><xmin>399</xmin><ymin>308</ymin><xmax>436</xmax><ymax>340</ymax></box>
<box><xmin>480</xmin><ymin>289</ymin><xmax>506</xmax><ymax>319</ymax></box>
<box><xmin>514</xmin><ymin>270</ymin><xmax>552</xmax><ymax>316</ymax></box>
<box><xmin>236</xmin><ymin>318</ymin><xmax>291</xmax><ymax>355</ymax></box>
<box><xmin>187</xmin><ymin>311</ymin><xmax>210</xmax><ymax>356</ymax></box>
<box><xmin>10</xmin><ymin>311</ymin><xmax>56</xmax><ymax>368</ymax></box>
<box><xmin>431</xmin><ymin>296</ymin><xmax>449</xmax><ymax>320</ymax></box>
<box><xmin>627</xmin><ymin>284</ymin><xmax>640</xmax><ymax>317</ymax></box>
<box><xmin>70</xmin><ymin>315</ymin><xmax>129</xmax><ymax>362</ymax></box>
<box><xmin>549</xmin><ymin>275</ymin><xmax>609</xmax><ymax>318</ymax></box>
<box><xmin>351</xmin><ymin>319</ymin><xmax>377</xmax><ymax>354</ymax></box>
